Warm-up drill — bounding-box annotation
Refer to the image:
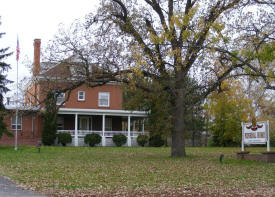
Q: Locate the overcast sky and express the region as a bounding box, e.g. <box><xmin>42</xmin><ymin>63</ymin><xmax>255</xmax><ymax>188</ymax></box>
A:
<box><xmin>1</xmin><ymin>0</ymin><xmax>99</xmax><ymax>97</ymax></box>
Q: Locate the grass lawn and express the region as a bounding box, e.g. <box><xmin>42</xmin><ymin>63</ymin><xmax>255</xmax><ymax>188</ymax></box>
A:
<box><xmin>0</xmin><ymin>146</ymin><xmax>274</xmax><ymax>196</ymax></box>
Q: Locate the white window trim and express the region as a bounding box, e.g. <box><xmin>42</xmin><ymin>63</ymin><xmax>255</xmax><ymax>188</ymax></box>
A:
<box><xmin>98</xmin><ymin>92</ymin><xmax>110</xmax><ymax>107</ymax></box>
<box><xmin>11</xmin><ymin>115</ymin><xmax>22</xmax><ymax>130</ymax></box>
<box><xmin>78</xmin><ymin>91</ymin><xmax>85</xmax><ymax>101</ymax></box>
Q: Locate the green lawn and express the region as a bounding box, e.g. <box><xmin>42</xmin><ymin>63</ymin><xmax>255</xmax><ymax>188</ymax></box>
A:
<box><xmin>0</xmin><ymin>146</ymin><xmax>274</xmax><ymax>196</ymax></box>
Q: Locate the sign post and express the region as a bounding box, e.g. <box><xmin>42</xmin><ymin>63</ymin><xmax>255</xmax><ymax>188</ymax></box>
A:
<box><xmin>241</xmin><ymin>122</ymin><xmax>244</xmax><ymax>152</ymax></box>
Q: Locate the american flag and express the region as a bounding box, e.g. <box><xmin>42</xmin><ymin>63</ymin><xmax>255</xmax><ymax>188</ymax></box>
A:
<box><xmin>16</xmin><ymin>37</ymin><xmax>20</xmax><ymax>61</ymax></box>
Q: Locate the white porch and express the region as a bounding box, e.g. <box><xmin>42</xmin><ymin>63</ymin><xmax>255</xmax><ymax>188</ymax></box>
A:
<box><xmin>57</xmin><ymin>108</ymin><xmax>148</xmax><ymax>146</ymax></box>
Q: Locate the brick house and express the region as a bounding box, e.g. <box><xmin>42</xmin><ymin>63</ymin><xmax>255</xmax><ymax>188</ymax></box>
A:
<box><xmin>0</xmin><ymin>39</ymin><xmax>148</xmax><ymax>146</ymax></box>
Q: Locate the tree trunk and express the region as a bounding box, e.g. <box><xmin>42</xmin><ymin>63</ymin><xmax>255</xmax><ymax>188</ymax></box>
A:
<box><xmin>171</xmin><ymin>129</ymin><xmax>186</xmax><ymax>157</ymax></box>
<box><xmin>192</xmin><ymin>131</ymin><xmax>195</xmax><ymax>147</ymax></box>
<box><xmin>171</xmin><ymin>86</ymin><xmax>186</xmax><ymax>157</ymax></box>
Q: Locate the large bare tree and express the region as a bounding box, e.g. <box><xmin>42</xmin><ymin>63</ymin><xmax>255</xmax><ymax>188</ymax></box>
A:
<box><xmin>45</xmin><ymin>0</ymin><xmax>274</xmax><ymax>156</ymax></box>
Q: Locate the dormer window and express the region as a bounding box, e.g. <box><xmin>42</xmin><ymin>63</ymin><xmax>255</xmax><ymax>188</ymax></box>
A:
<box><xmin>78</xmin><ymin>91</ymin><xmax>85</xmax><ymax>101</ymax></box>
<box><xmin>56</xmin><ymin>92</ymin><xmax>65</xmax><ymax>105</ymax></box>
<box><xmin>98</xmin><ymin>92</ymin><xmax>110</xmax><ymax>107</ymax></box>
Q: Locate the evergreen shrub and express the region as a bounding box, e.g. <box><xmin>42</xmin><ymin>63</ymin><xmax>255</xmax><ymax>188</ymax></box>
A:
<box><xmin>149</xmin><ymin>134</ymin><xmax>164</xmax><ymax>147</ymax></box>
<box><xmin>42</xmin><ymin>92</ymin><xmax>58</xmax><ymax>146</ymax></box>
<box><xmin>57</xmin><ymin>133</ymin><xmax>72</xmax><ymax>146</ymax></box>
<box><xmin>112</xmin><ymin>134</ymin><xmax>127</xmax><ymax>147</ymax></box>
<box><xmin>84</xmin><ymin>133</ymin><xmax>102</xmax><ymax>147</ymax></box>
<box><xmin>137</xmin><ymin>134</ymin><xmax>149</xmax><ymax>147</ymax></box>
<box><xmin>270</xmin><ymin>135</ymin><xmax>275</xmax><ymax>147</ymax></box>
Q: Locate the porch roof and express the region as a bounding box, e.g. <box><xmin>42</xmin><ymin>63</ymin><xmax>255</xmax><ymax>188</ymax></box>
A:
<box><xmin>5</xmin><ymin>105</ymin><xmax>40</xmax><ymax>111</ymax></box>
<box><xmin>58</xmin><ymin>108</ymin><xmax>148</xmax><ymax>117</ymax></box>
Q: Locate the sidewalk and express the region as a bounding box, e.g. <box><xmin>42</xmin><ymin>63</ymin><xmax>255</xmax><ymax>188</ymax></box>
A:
<box><xmin>0</xmin><ymin>176</ymin><xmax>48</xmax><ymax>197</ymax></box>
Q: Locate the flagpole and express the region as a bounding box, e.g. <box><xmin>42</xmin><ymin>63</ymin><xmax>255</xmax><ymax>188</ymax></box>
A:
<box><xmin>15</xmin><ymin>36</ymin><xmax>19</xmax><ymax>151</ymax></box>
<box><xmin>15</xmin><ymin>59</ymin><xmax>18</xmax><ymax>151</ymax></box>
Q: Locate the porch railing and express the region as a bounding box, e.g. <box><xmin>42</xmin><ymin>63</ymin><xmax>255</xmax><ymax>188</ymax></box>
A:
<box><xmin>57</xmin><ymin>130</ymin><xmax>149</xmax><ymax>137</ymax></box>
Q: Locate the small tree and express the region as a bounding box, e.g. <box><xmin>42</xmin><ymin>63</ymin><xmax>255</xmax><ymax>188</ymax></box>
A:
<box><xmin>42</xmin><ymin>92</ymin><xmax>58</xmax><ymax>145</ymax></box>
<box><xmin>84</xmin><ymin>133</ymin><xmax>102</xmax><ymax>147</ymax></box>
<box><xmin>112</xmin><ymin>134</ymin><xmax>127</xmax><ymax>147</ymax></box>
<box><xmin>206</xmin><ymin>81</ymin><xmax>251</xmax><ymax>146</ymax></box>
<box><xmin>0</xmin><ymin>19</ymin><xmax>12</xmax><ymax>139</ymax></box>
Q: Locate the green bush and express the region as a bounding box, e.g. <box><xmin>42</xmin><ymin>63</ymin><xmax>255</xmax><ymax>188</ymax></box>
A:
<box><xmin>112</xmin><ymin>134</ymin><xmax>127</xmax><ymax>147</ymax></box>
<box><xmin>84</xmin><ymin>133</ymin><xmax>102</xmax><ymax>147</ymax></box>
<box><xmin>57</xmin><ymin>133</ymin><xmax>72</xmax><ymax>146</ymax></box>
<box><xmin>270</xmin><ymin>135</ymin><xmax>275</xmax><ymax>147</ymax></box>
<box><xmin>149</xmin><ymin>134</ymin><xmax>164</xmax><ymax>147</ymax></box>
<box><xmin>137</xmin><ymin>134</ymin><xmax>149</xmax><ymax>147</ymax></box>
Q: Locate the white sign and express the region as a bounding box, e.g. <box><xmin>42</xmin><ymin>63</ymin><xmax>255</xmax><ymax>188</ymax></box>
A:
<box><xmin>241</xmin><ymin>121</ymin><xmax>270</xmax><ymax>152</ymax></box>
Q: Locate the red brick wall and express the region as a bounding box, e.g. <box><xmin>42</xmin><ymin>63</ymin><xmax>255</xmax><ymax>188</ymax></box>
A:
<box><xmin>62</xmin><ymin>84</ymin><xmax>123</xmax><ymax>110</ymax></box>
<box><xmin>26</xmin><ymin>82</ymin><xmax>123</xmax><ymax>110</ymax></box>
<box><xmin>0</xmin><ymin>111</ymin><xmax>43</xmax><ymax>146</ymax></box>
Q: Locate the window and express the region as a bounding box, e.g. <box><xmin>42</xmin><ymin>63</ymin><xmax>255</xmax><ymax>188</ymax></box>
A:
<box><xmin>11</xmin><ymin>115</ymin><xmax>22</xmax><ymax>130</ymax></box>
<box><xmin>78</xmin><ymin>91</ymin><xmax>85</xmax><ymax>101</ymax></box>
<box><xmin>79</xmin><ymin>117</ymin><xmax>90</xmax><ymax>130</ymax></box>
<box><xmin>56</xmin><ymin>92</ymin><xmax>65</xmax><ymax>105</ymax></box>
<box><xmin>98</xmin><ymin>92</ymin><xmax>110</xmax><ymax>107</ymax></box>
<box><xmin>105</xmin><ymin>117</ymin><xmax>112</xmax><ymax>131</ymax></box>
<box><xmin>57</xmin><ymin>116</ymin><xmax>64</xmax><ymax>130</ymax></box>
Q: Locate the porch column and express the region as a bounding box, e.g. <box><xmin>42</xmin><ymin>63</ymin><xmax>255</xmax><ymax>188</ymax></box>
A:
<box><xmin>267</xmin><ymin>120</ymin><xmax>270</xmax><ymax>152</ymax></box>
<box><xmin>74</xmin><ymin>113</ymin><xmax>78</xmax><ymax>146</ymax></box>
<box><xmin>102</xmin><ymin>114</ymin><xmax>106</xmax><ymax>146</ymax></box>
<box><xmin>127</xmin><ymin>115</ymin><xmax>131</xmax><ymax>146</ymax></box>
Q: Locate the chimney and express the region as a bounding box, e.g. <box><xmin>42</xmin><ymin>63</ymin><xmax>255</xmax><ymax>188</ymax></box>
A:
<box><xmin>33</xmin><ymin>39</ymin><xmax>41</xmax><ymax>76</ymax></box>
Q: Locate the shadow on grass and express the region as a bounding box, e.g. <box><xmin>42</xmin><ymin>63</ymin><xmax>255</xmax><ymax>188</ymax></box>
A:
<box><xmin>220</xmin><ymin>158</ymin><xmax>268</xmax><ymax>166</ymax></box>
<box><xmin>0</xmin><ymin>146</ymin><xmax>39</xmax><ymax>154</ymax></box>
<box><xmin>0</xmin><ymin>146</ymin><xmax>14</xmax><ymax>150</ymax></box>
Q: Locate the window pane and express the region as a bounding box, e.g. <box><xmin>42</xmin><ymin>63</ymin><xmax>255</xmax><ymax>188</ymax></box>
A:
<box><xmin>78</xmin><ymin>91</ymin><xmax>85</xmax><ymax>100</ymax></box>
<box><xmin>105</xmin><ymin>117</ymin><xmax>112</xmax><ymax>131</ymax></box>
<box><xmin>12</xmin><ymin>116</ymin><xmax>16</xmax><ymax>124</ymax></box>
<box><xmin>99</xmin><ymin>92</ymin><xmax>109</xmax><ymax>107</ymax></box>
<box><xmin>57</xmin><ymin>117</ymin><xmax>64</xmax><ymax>130</ymax></box>
<box><xmin>18</xmin><ymin>116</ymin><xmax>22</xmax><ymax>123</ymax></box>
<box><xmin>80</xmin><ymin>118</ymin><xmax>89</xmax><ymax>130</ymax></box>
<box><xmin>11</xmin><ymin>115</ymin><xmax>22</xmax><ymax>130</ymax></box>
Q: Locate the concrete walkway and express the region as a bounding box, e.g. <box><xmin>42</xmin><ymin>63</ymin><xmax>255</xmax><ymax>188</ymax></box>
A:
<box><xmin>0</xmin><ymin>176</ymin><xmax>48</xmax><ymax>197</ymax></box>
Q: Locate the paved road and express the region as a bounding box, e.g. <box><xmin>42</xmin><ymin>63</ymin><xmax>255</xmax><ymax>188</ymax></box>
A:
<box><xmin>0</xmin><ymin>176</ymin><xmax>48</xmax><ymax>197</ymax></box>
